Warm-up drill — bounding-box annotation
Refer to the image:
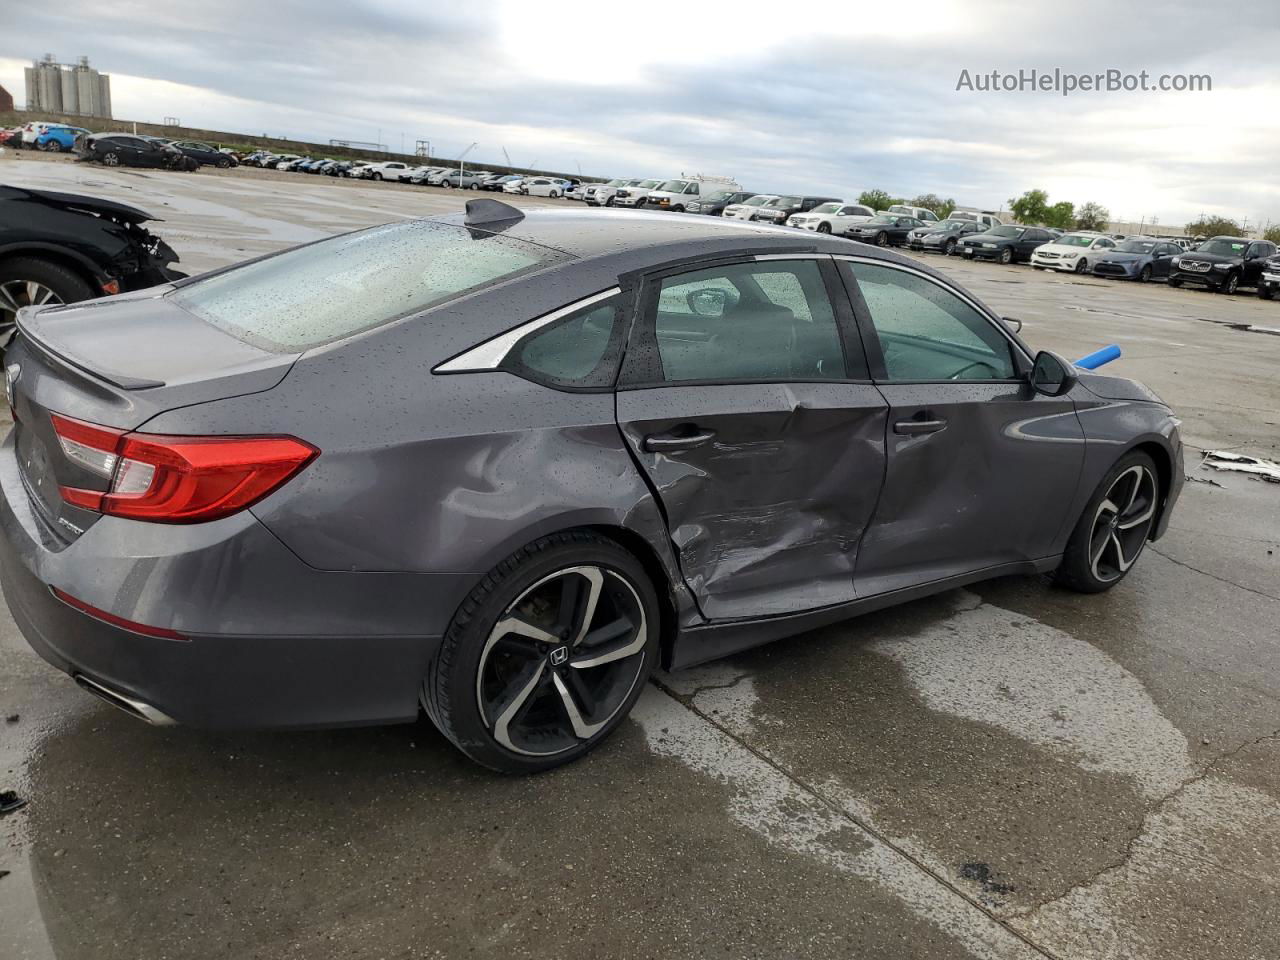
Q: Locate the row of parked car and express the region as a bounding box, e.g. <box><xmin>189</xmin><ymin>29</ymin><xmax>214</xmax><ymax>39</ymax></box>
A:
<box><xmin>3</xmin><ymin>122</ymin><xmax>239</xmax><ymax>170</ymax></box>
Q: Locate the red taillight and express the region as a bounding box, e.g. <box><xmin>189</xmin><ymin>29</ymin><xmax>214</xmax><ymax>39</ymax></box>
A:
<box><xmin>51</xmin><ymin>414</ymin><xmax>318</xmax><ymax>523</ymax></box>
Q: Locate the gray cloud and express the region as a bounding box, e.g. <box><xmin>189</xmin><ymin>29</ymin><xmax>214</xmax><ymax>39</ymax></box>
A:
<box><xmin>5</xmin><ymin>1</ymin><xmax>1279</xmax><ymax>227</ymax></box>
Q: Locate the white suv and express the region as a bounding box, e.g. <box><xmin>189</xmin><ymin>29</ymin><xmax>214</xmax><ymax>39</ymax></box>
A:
<box><xmin>612</xmin><ymin>178</ymin><xmax>666</xmax><ymax>208</ymax></box>
<box><xmin>363</xmin><ymin>161</ymin><xmax>411</xmax><ymax>182</ymax></box>
<box><xmin>1030</xmin><ymin>231</ymin><xmax>1118</xmax><ymax>274</ymax></box>
<box><xmin>787</xmin><ymin>202</ymin><xmax>875</xmax><ymax>233</ymax></box>
<box><xmin>585</xmin><ymin>178</ymin><xmax>636</xmax><ymax>207</ymax></box>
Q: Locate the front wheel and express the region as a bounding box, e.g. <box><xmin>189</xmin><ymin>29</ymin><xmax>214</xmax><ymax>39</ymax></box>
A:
<box><xmin>999</xmin><ymin>247</ymin><xmax>1013</xmax><ymax>265</ymax></box>
<box><xmin>875</xmin><ymin>231</ymin><xmax>889</xmax><ymax>247</ymax></box>
<box><xmin>604</xmin><ymin>196</ymin><xmax>614</xmax><ymax>207</ymax></box>
<box><xmin>1074</xmin><ymin>258</ymin><xmax>1087</xmax><ymax>273</ymax></box>
<box><xmin>372</xmin><ymin>173</ymin><xmax>383</xmax><ymax>181</ymax></box>
<box><xmin>944</xmin><ymin>238</ymin><xmax>957</xmax><ymax>255</ymax></box>
<box><xmin>817</xmin><ymin>222</ymin><xmax>832</xmax><ymax>234</ymax></box>
<box><xmin>1260</xmin><ymin>285</ymin><xmax>1275</xmax><ymax>300</ymax></box>
<box><xmin>1055</xmin><ymin>451</ymin><xmax>1160</xmax><ymax>593</ymax></box>
<box><xmin>1220</xmin><ymin>272</ymin><xmax>1239</xmax><ymax>294</ymax></box>
<box><xmin>1168</xmin><ymin>277</ymin><xmax>1182</xmax><ymax>288</ymax></box>
<box><xmin>422</xmin><ymin>532</ymin><xmax>659</xmax><ymax>774</ymax></box>
<box><xmin>1138</xmin><ymin>265</ymin><xmax>1152</xmax><ymax>282</ymax></box>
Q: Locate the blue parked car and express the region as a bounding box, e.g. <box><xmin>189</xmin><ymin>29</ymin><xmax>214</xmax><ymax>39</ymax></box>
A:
<box><xmin>35</xmin><ymin>126</ymin><xmax>90</xmax><ymax>153</ymax></box>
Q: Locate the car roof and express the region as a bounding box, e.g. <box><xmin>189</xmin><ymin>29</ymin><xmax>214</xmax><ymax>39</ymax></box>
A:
<box><xmin>436</xmin><ymin>207</ymin><xmax>901</xmax><ymax>263</ymax></box>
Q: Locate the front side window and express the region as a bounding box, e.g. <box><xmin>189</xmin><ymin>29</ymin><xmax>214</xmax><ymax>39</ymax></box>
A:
<box><xmin>651</xmin><ymin>260</ymin><xmax>850</xmax><ymax>383</ymax></box>
<box><xmin>846</xmin><ymin>262</ymin><xmax>1017</xmax><ymax>382</ymax></box>
<box><xmin>171</xmin><ymin>220</ymin><xmax>561</xmax><ymax>351</ymax></box>
<box><xmin>505</xmin><ymin>296</ymin><xmax>623</xmax><ymax>389</ymax></box>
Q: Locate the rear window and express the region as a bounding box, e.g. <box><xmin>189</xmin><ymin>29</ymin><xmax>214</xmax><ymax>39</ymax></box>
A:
<box><xmin>171</xmin><ymin>220</ymin><xmax>561</xmax><ymax>351</ymax></box>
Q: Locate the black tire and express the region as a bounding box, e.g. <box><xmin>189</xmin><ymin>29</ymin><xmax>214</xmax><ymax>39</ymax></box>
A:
<box><xmin>101</xmin><ymin>151</ymin><xmax>120</xmax><ymax>167</ymax></box>
<box><xmin>0</xmin><ymin>257</ymin><xmax>95</xmax><ymax>335</ymax></box>
<box><xmin>1260</xmin><ymin>285</ymin><xmax>1274</xmax><ymax>300</ymax></box>
<box><xmin>817</xmin><ymin>222</ymin><xmax>832</xmax><ymax>234</ymax></box>
<box><xmin>550</xmin><ymin>190</ymin><xmax>561</xmax><ymax>198</ymax></box>
<box><xmin>469</xmin><ymin>183</ymin><xmax>481</xmax><ymax>190</ymax></box>
<box><xmin>1220</xmin><ymin>272</ymin><xmax>1239</xmax><ymax>295</ymax></box>
<box><xmin>672</xmin><ymin>204</ymin><xmax>684</xmax><ymax>213</ymax></box>
<box><xmin>422</xmin><ymin>531</ymin><xmax>660</xmax><ymax>774</ymax></box>
<box><xmin>875</xmin><ymin>231</ymin><xmax>889</xmax><ymax>247</ymax></box>
<box><xmin>1055</xmin><ymin>450</ymin><xmax>1160</xmax><ymax>594</ymax></box>
<box><xmin>1074</xmin><ymin>258</ymin><xmax>1087</xmax><ymax>273</ymax></box>
<box><xmin>944</xmin><ymin>238</ymin><xmax>957</xmax><ymax>255</ymax></box>
<box><xmin>216</xmin><ymin>157</ymin><xmax>231</xmax><ymax>168</ymax></box>
<box><xmin>1138</xmin><ymin>265</ymin><xmax>1151</xmax><ymax>282</ymax></box>
<box><xmin>1168</xmin><ymin>277</ymin><xmax>1182</xmax><ymax>288</ymax></box>
<box><xmin>372</xmin><ymin>172</ymin><xmax>383</xmax><ymax>181</ymax></box>
<box><xmin>604</xmin><ymin>196</ymin><xmax>614</xmax><ymax>207</ymax></box>
<box><xmin>999</xmin><ymin>247</ymin><xmax>1013</xmax><ymax>265</ymax></box>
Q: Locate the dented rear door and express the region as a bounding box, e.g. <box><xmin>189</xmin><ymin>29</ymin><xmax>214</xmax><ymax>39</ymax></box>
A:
<box><xmin>615</xmin><ymin>255</ymin><xmax>888</xmax><ymax>620</ymax></box>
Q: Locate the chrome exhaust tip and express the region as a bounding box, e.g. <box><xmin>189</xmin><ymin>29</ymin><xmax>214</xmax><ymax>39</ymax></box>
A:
<box><xmin>73</xmin><ymin>675</ymin><xmax>176</xmax><ymax>726</ymax></box>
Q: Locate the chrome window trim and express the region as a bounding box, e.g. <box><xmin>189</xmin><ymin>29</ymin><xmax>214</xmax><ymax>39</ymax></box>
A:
<box><xmin>752</xmin><ymin>253</ymin><xmax>820</xmax><ymax>261</ymax></box>
<box><xmin>829</xmin><ymin>253</ymin><xmax>1033</xmax><ymax>363</ymax></box>
<box><xmin>434</xmin><ymin>286</ymin><xmax>622</xmax><ymax>373</ymax></box>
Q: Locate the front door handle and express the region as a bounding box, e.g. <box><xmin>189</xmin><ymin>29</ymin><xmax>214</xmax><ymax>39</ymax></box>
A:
<box><xmin>643</xmin><ymin>428</ymin><xmax>717</xmax><ymax>452</ymax></box>
<box><xmin>894</xmin><ymin>418</ymin><xmax>947</xmax><ymax>436</ymax></box>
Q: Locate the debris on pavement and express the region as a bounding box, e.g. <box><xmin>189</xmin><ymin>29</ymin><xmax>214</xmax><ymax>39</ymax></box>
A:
<box><xmin>1186</xmin><ymin>474</ymin><xmax>1225</xmax><ymax>487</ymax></box>
<box><xmin>0</xmin><ymin>790</ymin><xmax>28</xmax><ymax>816</ymax></box>
<box><xmin>1202</xmin><ymin>451</ymin><xmax>1280</xmax><ymax>483</ymax></box>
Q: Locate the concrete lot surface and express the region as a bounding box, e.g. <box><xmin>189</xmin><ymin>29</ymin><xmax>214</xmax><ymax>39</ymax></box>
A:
<box><xmin>1</xmin><ymin>154</ymin><xmax>1278</xmax><ymax>960</ymax></box>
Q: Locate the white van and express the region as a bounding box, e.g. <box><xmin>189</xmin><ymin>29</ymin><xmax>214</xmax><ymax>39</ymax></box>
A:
<box><xmin>950</xmin><ymin>209</ymin><xmax>1004</xmax><ymax>229</ymax></box>
<box><xmin>886</xmin><ymin>204</ymin><xmax>942</xmax><ymax>223</ymax></box>
<box><xmin>645</xmin><ymin>174</ymin><xmax>742</xmax><ymax>213</ymax></box>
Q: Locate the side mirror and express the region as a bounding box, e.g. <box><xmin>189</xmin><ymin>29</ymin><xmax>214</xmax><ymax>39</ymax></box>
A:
<box><xmin>1031</xmin><ymin>350</ymin><xmax>1077</xmax><ymax>397</ymax></box>
<box><xmin>1002</xmin><ymin>316</ymin><xmax>1023</xmax><ymax>334</ymax></box>
<box><xmin>687</xmin><ymin>288</ymin><xmax>734</xmax><ymax>317</ymax></box>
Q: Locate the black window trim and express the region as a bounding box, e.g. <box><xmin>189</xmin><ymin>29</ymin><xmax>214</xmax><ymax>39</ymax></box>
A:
<box><xmin>832</xmin><ymin>253</ymin><xmax>1033</xmax><ymax>385</ymax></box>
<box><xmin>617</xmin><ymin>253</ymin><xmax>872</xmax><ymax>390</ymax></box>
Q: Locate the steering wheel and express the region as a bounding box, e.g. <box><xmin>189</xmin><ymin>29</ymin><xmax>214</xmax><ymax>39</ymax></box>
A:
<box><xmin>949</xmin><ymin>360</ymin><xmax>1000</xmax><ymax>380</ymax></box>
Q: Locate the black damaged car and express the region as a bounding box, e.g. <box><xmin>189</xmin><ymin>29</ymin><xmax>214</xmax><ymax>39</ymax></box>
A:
<box><xmin>1168</xmin><ymin>236</ymin><xmax>1277</xmax><ymax>294</ymax></box>
<box><xmin>0</xmin><ymin>186</ymin><xmax>183</xmax><ymax>340</ymax></box>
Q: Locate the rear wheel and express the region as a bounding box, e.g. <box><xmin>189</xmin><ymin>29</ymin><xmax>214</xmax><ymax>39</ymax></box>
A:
<box><xmin>0</xmin><ymin>258</ymin><xmax>94</xmax><ymax>340</ymax></box>
<box><xmin>216</xmin><ymin>157</ymin><xmax>231</xmax><ymax>168</ymax></box>
<box><xmin>550</xmin><ymin>190</ymin><xmax>561</xmax><ymax>198</ymax></box>
<box><xmin>422</xmin><ymin>532</ymin><xmax>659</xmax><ymax>774</ymax></box>
<box><xmin>372</xmin><ymin>172</ymin><xmax>383</xmax><ymax>181</ymax></box>
<box><xmin>1055</xmin><ymin>451</ymin><xmax>1160</xmax><ymax>593</ymax></box>
<box><xmin>469</xmin><ymin>183</ymin><xmax>481</xmax><ymax>190</ymax></box>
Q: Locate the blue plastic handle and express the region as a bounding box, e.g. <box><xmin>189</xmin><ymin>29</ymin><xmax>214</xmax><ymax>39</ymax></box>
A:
<box><xmin>1075</xmin><ymin>345</ymin><xmax>1121</xmax><ymax>370</ymax></box>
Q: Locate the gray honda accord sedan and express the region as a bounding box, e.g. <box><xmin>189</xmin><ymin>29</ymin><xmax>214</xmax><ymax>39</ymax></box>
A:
<box><xmin>0</xmin><ymin>199</ymin><xmax>1183</xmax><ymax>772</ymax></box>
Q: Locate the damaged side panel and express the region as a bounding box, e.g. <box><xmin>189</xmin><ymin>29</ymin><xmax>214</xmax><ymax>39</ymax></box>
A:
<box><xmin>616</xmin><ymin>382</ymin><xmax>889</xmax><ymax>620</ymax></box>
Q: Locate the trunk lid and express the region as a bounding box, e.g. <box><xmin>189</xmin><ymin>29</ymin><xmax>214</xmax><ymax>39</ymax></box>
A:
<box><xmin>9</xmin><ymin>297</ymin><xmax>299</xmax><ymax>545</ymax></box>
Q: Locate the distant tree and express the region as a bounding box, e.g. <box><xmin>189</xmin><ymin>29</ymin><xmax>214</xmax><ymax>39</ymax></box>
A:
<box><xmin>910</xmin><ymin>193</ymin><xmax>956</xmax><ymax>218</ymax></box>
<box><xmin>1008</xmin><ymin>189</ymin><xmax>1051</xmax><ymax>225</ymax></box>
<box><xmin>1075</xmin><ymin>202</ymin><xmax>1111</xmax><ymax>231</ymax></box>
<box><xmin>1263</xmin><ymin>225</ymin><xmax>1280</xmax><ymax>245</ymax></box>
<box><xmin>1185</xmin><ymin>215</ymin><xmax>1242</xmax><ymax>238</ymax></box>
<box><xmin>858</xmin><ymin>189</ymin><xmax>900</xmax><ymax>211</ymax></box>
<box><xmin>1044</xmin><ymin>201</ymin><xmax>1075</xmax><ymax>230</ymax></box>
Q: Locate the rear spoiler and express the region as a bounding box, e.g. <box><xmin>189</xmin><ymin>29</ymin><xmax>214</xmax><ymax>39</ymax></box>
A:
<box><xmin>15</xmin><ymin>306</ymin><xmax>165</xmax><ymax>390</ymax></box>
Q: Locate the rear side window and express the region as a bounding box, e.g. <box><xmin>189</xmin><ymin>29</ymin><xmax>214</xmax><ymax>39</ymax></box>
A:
<box><xmin>649</xmin><ymin>260</ymin><xmax>853</xmax><ymax>383</ymax></box>
<box><xmin>170</xmin><ymin>220</ymin><xmax>561</xmax><ymax>351</ymax></box>
<box><xmin>505</xmin><ymin>296</ymin><xmax>625</xmax><ymax>390</ymax></box>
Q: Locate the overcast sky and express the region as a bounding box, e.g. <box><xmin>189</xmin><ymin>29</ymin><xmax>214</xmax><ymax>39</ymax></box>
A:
<box><xmin>4</xmin><ymin>1</ymin><xmax>1279</xmax><ymax>229</ymax></box>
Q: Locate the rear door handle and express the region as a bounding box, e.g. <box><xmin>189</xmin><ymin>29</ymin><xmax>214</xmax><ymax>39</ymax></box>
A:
<box><xmin>894</xmin><ymin>419</ymin><xmax>947</xmax><ymax>436</ymax></box>
<box><xmin>643</xmin><ymin>429</ymin><xmax>717</xmax><ymax>452</ymax></box>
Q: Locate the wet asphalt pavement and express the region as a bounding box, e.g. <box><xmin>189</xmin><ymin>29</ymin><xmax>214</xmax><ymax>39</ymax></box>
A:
<box><xmin>1</xmin><ymin>153</ymin><xmax>1278</xmax><ymax>960</ymax></box>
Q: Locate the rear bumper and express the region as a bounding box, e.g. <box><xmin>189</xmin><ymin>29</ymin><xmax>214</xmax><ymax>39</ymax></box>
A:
<box><xmin>0</xmin><ymin>430</ymin><xmax>447</xmax><ymax>729</ymax></box>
